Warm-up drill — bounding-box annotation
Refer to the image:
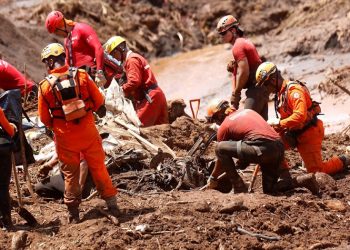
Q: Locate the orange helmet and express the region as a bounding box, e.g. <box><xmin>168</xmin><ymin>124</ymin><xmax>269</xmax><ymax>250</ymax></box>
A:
<box><xmin>217</xmin><ymin>15</ymin><xmax>239</xmax><ymax>34</ymax></box>
<box><xmin>255</xmin><ymin>62</ymin><xmax>277</xmax><ymax>86</ymax></box>
<box><xmin>46</xmin><ymin>11</ymin><xmax>64</xmax><ymax>33</ymax></box>
<box><xmin>206</xmin><ymin>99</ymin><xmax>229</xmax><ymax>120</ymax></box>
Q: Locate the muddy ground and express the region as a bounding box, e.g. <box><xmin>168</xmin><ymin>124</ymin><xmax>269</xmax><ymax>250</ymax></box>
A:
<box><xmin>0</xmin><ymin>0</ymin><xmax>350</xmax><ymax>249</ymax></box>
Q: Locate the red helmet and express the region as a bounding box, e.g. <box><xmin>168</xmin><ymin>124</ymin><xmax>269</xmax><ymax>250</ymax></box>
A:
<box><xmin>45</xmin><ymin>11</ymin><xmax>64</xmax><ymax>33</ymax></box>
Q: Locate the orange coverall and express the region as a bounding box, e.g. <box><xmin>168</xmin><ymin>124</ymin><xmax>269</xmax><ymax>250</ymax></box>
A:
<box><xmin>122</xmin><ymin>51</ymin><xmax>168</xmax><ymax>127</ymax></box>
<box><xmin>277</xmin><ymin>80</ymin><xmax>343</xmax><ymax>174</ymax></box>
<box><xmin>0</xmin><ymin>108</ymin><xmax>15</xmax><ymax>137</ymax></box>
<box><xmin>38</xmin><ymin>65</ymin><xmax>117</xmax><ymax>206</ymax></box>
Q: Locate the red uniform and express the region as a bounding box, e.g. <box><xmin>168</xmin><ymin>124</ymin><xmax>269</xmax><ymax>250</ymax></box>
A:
<box><xmin>0</xmin><ymin>60</ymin><xmax>35</xmax><ymax>96</ymax></box>
<box><xmin>38</xmin><ymin>65</ymin><xmax>117</xmax><ymax>205</ymax></box>
<box><xmin>277</xmin><ymin>80</ymin><xmax>343</xmax><ymax>174</ymax></box>
<box><xmin>122</xmin><ymin>51</ymin><xmax>168</xmax><ymax>127</ymax></box>
<box><xmin>218</xmin><ymin>109</ymin><xmax>280</xmax><ymax>142</ymax></box>
<box><xmin>64</xmin><ymin>22</ymin><xmax>104</xmax><ymax>71</ymax></box>
<box><xmin>231</xmin><ymin>38</ymin><xmax>262</xmax><ymax>88</ymax></box>
<box><xmin>0</xmin><ymin>108</ymin><xmax>15</xmax><ymax>137</ymax></box>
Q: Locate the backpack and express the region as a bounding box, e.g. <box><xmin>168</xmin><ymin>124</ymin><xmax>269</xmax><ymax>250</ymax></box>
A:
<box><xmin>45</xmin><ymin>68</ymin><xmax>87</xmax><ymax>121</ymax></box>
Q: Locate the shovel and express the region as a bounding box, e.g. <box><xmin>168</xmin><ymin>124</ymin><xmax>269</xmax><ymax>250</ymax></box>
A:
<box><xmin>11</xmin><ymin>152</ymin><xmax>37</xmax><ymax>226</ymax></box>
<box><xmin>189</xmin><ymin>99</ymin><xmax>200</xmax><ymax>119</ymax></box>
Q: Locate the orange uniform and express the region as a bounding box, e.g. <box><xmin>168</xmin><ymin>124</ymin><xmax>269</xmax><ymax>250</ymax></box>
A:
<box><xmin>38</xmin><ymin>65</ymin><xmax>117</xmax><ymax>205</ymax></box>
<box><xmin>277</xmin><ymin>80</ymin><xmax>343</xmax><ymax>174</ymax></box>
<box><xmin>122</xmin><ymin>51</ymin><xmax>168</xmax><ymax>127</ymax></box>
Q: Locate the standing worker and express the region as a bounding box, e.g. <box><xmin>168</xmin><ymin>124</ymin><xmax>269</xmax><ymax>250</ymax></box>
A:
<box><xmin>0</xmin><ymin>107</ymin><xmax>17</xmax><ymax>229</ymax></box>
<box><xmin>104</xmin><ymin>36</ymin><xmax>169</xmax><ymax>127</ymax></box>
<box><xmin>205</xmin><ymin>99</ymin><xmax>319</xmax><ymax>194</ymax></box>
<box><xmin>216</xmin><ymin>15</ymin><xmax>268</xmax><ymax>120</ymax></box>
<box><xmin>255</xmin><ymin>62</ymin><xmax>350</xmax><ymax>174</ymax></box>
<box><xmin>0</xmin><ymin>59</ymin><xmax>37</xmax><ymax>98</ymax></box>
<box><xmin>38</xmin><ymin>43</ymin><xmax>119</xmax><ymax>223</ymax></box>
<box><xmin>45</xmin><ymin>10</ymin><xmax>107</xmax><ymax>87</ymax></box>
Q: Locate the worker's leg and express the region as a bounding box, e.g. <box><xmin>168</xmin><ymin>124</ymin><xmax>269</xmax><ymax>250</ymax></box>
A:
<box><xmin>0</xmin><ymin>151</ymin><xmax>13</xmax><ymax>228</ymax></box>
<box><xmin>136</xmin><ymin>88</ymin><xmax>169</xmax><ymax>127</ymax></box>
<box><xmin>297</xmin><ymin>119</ymin><xmax>344</xmax><ymax>175</ymax></box>
<box><xmin>81</xmin><ymin>136</ymin><xmax>117</xmax><ymax>200</ymax></box>
<box><xmin>244</xmin><ymin>85</ymin><xmax>269</xmax><ymax>120</ymax></box>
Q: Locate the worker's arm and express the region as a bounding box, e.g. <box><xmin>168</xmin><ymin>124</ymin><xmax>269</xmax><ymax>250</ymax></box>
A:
<box><xmin>0</xmin><ymin>108</ymin><xmax>16</xmax><ymax>137</ymax></box>
<box><xmin>85</xmin><ymin>72</ymin><xmax>105</xmax><ymax>111</ymax></box>
<box><xmin>83</xmin><ymin>25</ymin><xmax>104</xmax><ymax>71</ymax></box>
<box><xmin>233</xmin><ymin>58</ymin><xmax>249</xmax><ymax>94</ymax></box>
<box><xmin>38</xmin><ymin>84</ymin><xmax>53</xmax><ymax>128</ymax></box>
<box><xmin>122</xmin><ymin>58</ymin><xmax>143</xmax><ymax>96</ymax></box>
<box><xmin>279</xmin><ymin>88</ymin><xmax>308</xmax><ymax>130</ymax></box>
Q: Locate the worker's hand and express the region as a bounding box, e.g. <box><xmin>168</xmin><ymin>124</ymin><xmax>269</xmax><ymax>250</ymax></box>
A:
<box><xmin>227</xmin><ymin>60</ymin><xmax>236</xmax><ymax>73</ymax></box>
<box><xmin>9</xmin><ymin>123</ymin><xmax>18</xmax><ymax>135</ymax></box>
<box><xmin>267</xmin><ymin>117</ymin><xmax>281</xmax><ymax>128</ymax></box>
<box><xmin>209</xmin><ymin>123</ymin><xmax>219</xmax><ymax>131</ymax></box>
<box><xmin>230</xmin><ymin>92</ymin><xmax>241</xmax><ymax>110</ymax></box>
<box><xmin>206</xmin><ymin>176</ymin><xmax>218</xmax><ymax>189</ymax></box>
<box><xmin>38</xmin><ymin>164</ymin><xmax>53</xmax><ymax>178</ymax></box>
<box><xmin>95</xmin><ymin>70</ymin><xmax>107</xmax><ymax>88</ymax></box>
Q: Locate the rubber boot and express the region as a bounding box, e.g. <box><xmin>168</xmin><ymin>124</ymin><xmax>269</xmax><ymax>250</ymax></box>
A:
<box><xmin>105</xmin><ymin>196</ymin><xmax>121</xmax><ymax>218</ymax></box>
<box><xmin>232</xmin><ymin>176</ymin><xmax>248</xmax><ymax>194</ymax></box>
<box><xmin>0</xmin><ymin>213</ymin><xmax>14</xmax><ymax>231</ymax></box>
<box><xmin>339</xmin><ymin>155</ymin><xmax>350</xmax><ymax>170</ymax></box>
<box><xmin>292</xmin><ymin>173</ymin><xmax>319</xmax><ymax>195</ymax></box>
<box><xmin>67</xmin><ymin>205</ymin><xmax>80</xmax><ymax>224</ymax></box>
<box><xmin>275</xmin><ymin>169</ymin><xmax>294</xmax><ymax>192</ymax></box>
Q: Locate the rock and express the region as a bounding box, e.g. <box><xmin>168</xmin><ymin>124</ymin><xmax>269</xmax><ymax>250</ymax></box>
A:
<box><xmin>219</xmin><ymin>200</ymin><xmax>248</xmax><ymax>214</ymax></box>
<box><xmin>315</xmin><ymin>172</ymin><xmax>337</xmax><ymax>191</ymax></box>
<box><xmin>11</xmin><ymin>230</ymin><xmax>28</xmax><ymax>250</ymax></box>
<box><xmin>323</xmin><ymin>200</ymin><xmax>347</xmax><ymax>212</ymax></box>
<box><xmin>135</xmin><ymin>224</ymin><xmax>151</xmax><ymax>234</ymax></box>
<box><xmin>194</xmin><ymin>201</ymin><xmax>211</xmax><ymax>212</ymax></box>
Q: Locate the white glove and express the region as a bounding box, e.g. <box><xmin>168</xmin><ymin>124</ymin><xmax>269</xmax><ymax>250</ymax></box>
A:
<box><xmin>209</xmin><ymin>123</ymin><xmax>220</xmax><ymax>131</ymax></box>
<box><xmin>95</xmin><ymin>70</ymin><xmax>107</xmax><ymax>88</ymax></box>
<box><xmin>267</xmin><ymin>117</ymin><xmax>280</xmax><ymax>127</ymax></box>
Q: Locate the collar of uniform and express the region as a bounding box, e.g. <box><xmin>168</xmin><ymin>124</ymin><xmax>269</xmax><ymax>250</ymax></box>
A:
<box><xmin>126</xmin><ymin>50</ymin><xmax>133</xmax><ymax>60</ymax></box>
<box><xmin>48</xmin><ymin>65</ymin><xmax>69</xmax><ymax>75</ymax></box>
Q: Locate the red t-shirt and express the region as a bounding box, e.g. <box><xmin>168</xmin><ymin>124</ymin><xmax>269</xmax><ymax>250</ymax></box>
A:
<box><xmin>231</xmin><ymin>37</ymin><xmax>262</xmax><ymax>77</ymax></box>
<box><xmin>64</xmin><ymin>22</ymin><xmax>104</xmax><ymax>70</ymax></box>
<box><xmin>0</xmin><ymin>60</ymin><xmax>35</xmax><ymax>95</ymax></box>
<box><xmin>217</xmin><ymin>109</ymin><xmax>280</xmax><ymax>142</ymax></box>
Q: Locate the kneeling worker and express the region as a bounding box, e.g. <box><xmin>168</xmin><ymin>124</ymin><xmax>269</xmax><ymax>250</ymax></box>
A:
<box><xmin>38</xmin><ymin>43</ymin><xmax>119</xmax><ymax>223</ymax></box>
<box><xmin>206</xmin><ymin>99</ymin><xmax>318</xmax><ymax>194</ymax></box>
<box><xmin>103</xmin><ymin>36</ymin><xmax>168</xmax><ymax>127</ymax></box>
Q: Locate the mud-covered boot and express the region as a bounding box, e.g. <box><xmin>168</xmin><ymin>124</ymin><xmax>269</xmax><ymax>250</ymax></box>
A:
<box><xmin>0</xmin><ymin>213</ymin><xmax>14</xmax><ymax>231</ymax></box>
<box><xmin>275</xmin><ymin>169</ymin><xmax>294</xmax><ymax>192</ymax></box>
<box><xmin>67</xmin><ymin>206</ymin><xmax>80</xmax><ymax>224</ymax></box>
<box><xmin>292</xmin><ymin>173</ymin><xmax>319</xmax><ymax>195</ymax></box>
<box><xmin>232</xmin><ymin>176</ymin><xmax>248</xmax><ymax>194</ymax></box>
<box><xmin>105</xmin><ymin>196</ymin><xmax>121</xmax><ymax>218</ymax></box>
<box><xmin>340</xmin><ymin>155</ymin><xmax>350</xmax><ymax>170</ymax></box>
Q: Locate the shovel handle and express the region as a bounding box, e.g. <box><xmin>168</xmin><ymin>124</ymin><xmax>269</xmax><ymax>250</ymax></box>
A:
<box><xmin>248</xmin><ymin>164</ymin><xmax>260</xmax><ymax>193</ymax></box>
<box><xmin>199</xmin><ymin>172</ymin><xmax>227</xmax><ymax>191</ymax></box>
<box><xmin>12</xmin><ymin>152</ymin><xmax>23</xmax><ymax>207</ymax></box>
<box><xmin>189</xmin><ymin>99</ymin><xmax>200</xmax><ymax>119</ymax></box>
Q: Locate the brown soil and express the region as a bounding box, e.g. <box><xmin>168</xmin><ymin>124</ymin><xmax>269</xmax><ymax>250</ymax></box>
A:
<box><xmin>0</xmin><ymin>0</ymin><xmax>350</xmax><ymax>249</ymax></box>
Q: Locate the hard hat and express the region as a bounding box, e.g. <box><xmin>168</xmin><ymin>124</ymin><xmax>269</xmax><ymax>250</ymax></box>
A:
<box><xmin>104</xmin><ymin>36</ymin><xmax>126</xmax><ymax>54</ymax></box>
<box><xmin>41</xmin><ymin>43</ymin><xmax>65</xmax><ymax>62</ymax></box>
<box><xmin>255</xmin><ymin>62</ymin><xmax>277</xmax><ymax>86</ymax></box>
<box><xmin>206</xmin><ymin>98</ymin><xmax>229</xmax><ymax>119</ymax></box>
<box><xmin>216</xmin><ymin>15</ymin><xmax>239</xmax><ymax>34</ymax></box>
<box><xmin>45</xmin><ymin>10</ymin><xmax>64</xmax><ymax>33</ymax></box>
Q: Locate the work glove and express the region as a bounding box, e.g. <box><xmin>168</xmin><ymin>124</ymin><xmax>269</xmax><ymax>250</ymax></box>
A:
<box><xmin>230</xmin><ymin>92</ymin><xmax>241</xmax><ymax>109</ymax></box>
<box><xmin>95</xmin><ymin>70</ymin><xmax>107</xmax><ymax>88</ymax></box>
<box><xmin>209</xmin><ymin>123</ymin><xmax>219</xmax><ymax>131</ymax></box>
<box><xmin>206</xmin><ymin>175</ymin><xmax>218</xmax><ymax>189</ymax></box>
<box><xmin>227</xmin><ymin>60</ymin><xmax>236</xmax><ymax>73</ymax></box>
<box><xmin>96</xmin><ymin>105</ymin><xmax>107</xmax><ymax>118</ymax></box>
<box><xmin>267</xmin><ymin>117</ymin><xmax>281</xmax><ymax>128</ymax></box>
<box><xmin>9</xmin><ymin>123</ymin><xmax>18</xmax><ymax>135</ymax></box>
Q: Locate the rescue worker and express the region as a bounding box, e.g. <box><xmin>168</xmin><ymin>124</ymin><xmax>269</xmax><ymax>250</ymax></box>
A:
<box><xmin>255</xmin><ymin>62</ymin><xmax>350</xmax><ymax>174</ymax></box>
<box><xmin>0</xmin><ymin>59</ymin><xmax>37</xmax><ymax>98</ymax></box>
<box><xmin>0</xmin><ymin>107</ymin><xmax>17</xmax><ymax>229</ymax></box>
<box><xmin>216</xmin><ymin>15</ymin><xmax>268</xmax><ymax>120</ymax></box>
<box><xmin>205</xmin><ymin>99</ymin><xmax>319</xmax><ymax>194</ymax></box>
<box><xmin>38</xmin><ymin>43</ymin><xmax>119</xmax><ymax>223</ymax></box>
<box><xmin>45</xmin><ymin>10</ymin><xmax>107</xmax><ymax>87</ymax></box>
<box><xmin>103</xmin><ymin>36</ymin><xmax>169</xmax><ymax>127</ymax></box>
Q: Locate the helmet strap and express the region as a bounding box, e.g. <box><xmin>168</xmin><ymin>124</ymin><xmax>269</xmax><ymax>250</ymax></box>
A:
<box><xmin>273</xmin><ymin>70</ymin><xmax>279</xmax><ymax>119</ymax></box>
